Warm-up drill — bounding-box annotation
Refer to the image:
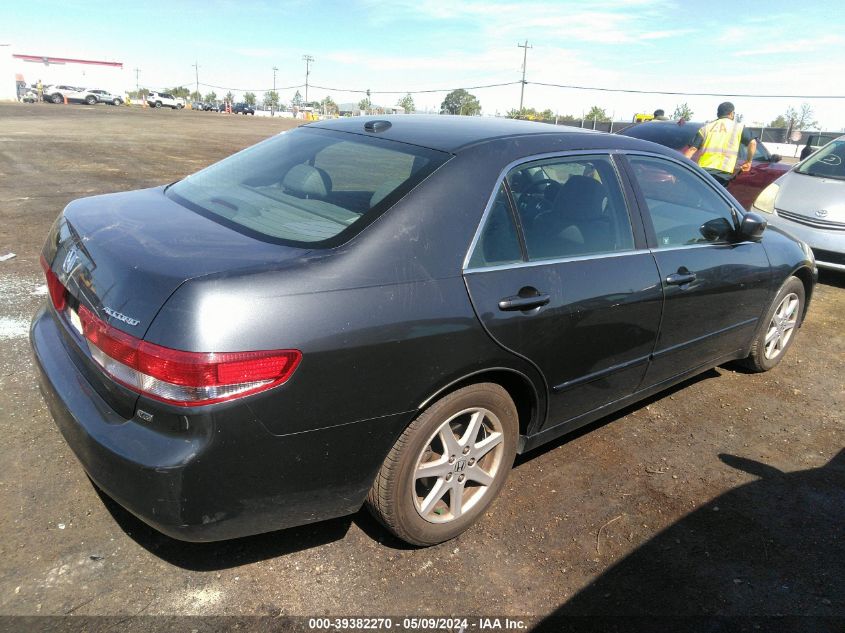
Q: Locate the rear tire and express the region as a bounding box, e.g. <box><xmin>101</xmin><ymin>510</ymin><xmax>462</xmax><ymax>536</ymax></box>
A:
<box><xmin>113</xmin><ymin>98</ymin><xmax>121</xmax><ymax>106</ymax></box>
<box><xmin>740</xmin><ymin>276</ymin><xmax>805</xmax><ymax>372</ymax></box>
<box><xmin>51</xmin><ymin>93</ymin><xmax>63</xmax><ymax>104</ymax></box>
<box><xmin>366</xmin><ymin>383</ymin><xmax>518</xmax><ymax>546</ymax></box>
<box><xmin>155</xmin><ymin>101</ymin><xmax>162</xmax><ymax>108</ymax></box>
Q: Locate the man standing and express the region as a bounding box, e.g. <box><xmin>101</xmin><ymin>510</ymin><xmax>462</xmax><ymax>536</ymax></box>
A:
<box><xmin>683</xmin><ymin>102</ymin><xmax>756</xmax><ymax>188</ymax></box>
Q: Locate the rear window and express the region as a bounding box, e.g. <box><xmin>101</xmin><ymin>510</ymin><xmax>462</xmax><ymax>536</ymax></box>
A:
<box><xmin>167</xmin><ymin>127</ymin><xmax>449</xmax><ymax>247</ymax></box>
<box><xmin>620</xmin><ymin>122</ymin><xmax>697</xmax><ymax>149</ymax></box>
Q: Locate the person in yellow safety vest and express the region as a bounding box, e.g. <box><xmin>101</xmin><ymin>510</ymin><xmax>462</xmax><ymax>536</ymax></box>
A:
<box><xmin>683</xmin><ymin>102</ymin><xmax>756</xmax><ymax>188</ymax></box>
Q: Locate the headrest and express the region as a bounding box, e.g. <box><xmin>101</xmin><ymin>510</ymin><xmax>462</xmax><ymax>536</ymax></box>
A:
<box><xmin>552</xmin><ymin>175</ymin><xmax>607</xmax><ymax>220</ymax></box>
<box><xmin>370</xmin><ymin>179</ymin><xmax>404</xmax><ymax>207</ymax></box>
<box><xmin>283</xmin><ymin>164</ymin><xmax>328</xmax><ymax>198</ymax></box>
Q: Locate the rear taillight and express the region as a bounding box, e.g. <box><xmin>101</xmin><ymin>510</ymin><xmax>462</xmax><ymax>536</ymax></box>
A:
<box><xmin>40</xmin><ymin>254</ymin><xmax>67</xmax><ymax>311</ymax></box>
<box><xmin>77</xmin><ymin>305</ymin><xmax>301</xmax><ymax>406</ymax></box>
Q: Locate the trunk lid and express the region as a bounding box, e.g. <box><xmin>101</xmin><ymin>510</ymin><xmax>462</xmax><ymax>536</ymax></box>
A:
<box><xmin>43</xmin><ymin>186</ymin><xmax>310</xmax><ymax>416</ymax></box>
<box><xmin>46</xmin><ymin>186</ymin><xmax>310</xmax><ymax>337</ymax></box>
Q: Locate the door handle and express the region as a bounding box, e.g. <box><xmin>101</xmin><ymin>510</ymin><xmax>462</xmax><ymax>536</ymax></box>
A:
<box><xmin>498</xmin><ymin>292</ymin><xmax>550</xmax><ymax>311</ymax></box>
<box><xmin>665</xmin><ymin>271</ymin><xmax>697</xmax><ymax>286</ymax></box>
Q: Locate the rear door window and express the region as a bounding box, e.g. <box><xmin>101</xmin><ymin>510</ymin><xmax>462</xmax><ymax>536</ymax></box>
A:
<box><xmin>167</xmin><ymin>127</ymin><xmax>449</xmax><ymax>247</ymax></box>
<box><xmin>508</xmin><ymin>155</ymin><xmax>634</xmax><ymax>260</ymax></box>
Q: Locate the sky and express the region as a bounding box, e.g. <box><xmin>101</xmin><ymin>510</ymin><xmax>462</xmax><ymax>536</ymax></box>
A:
<box><xmin>4</xmin><ymin>0</ymin><xmax>845</xmax><ymax>129</ymax></box>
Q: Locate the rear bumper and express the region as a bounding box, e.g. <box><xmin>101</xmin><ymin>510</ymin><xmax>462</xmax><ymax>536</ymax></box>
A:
<box><xmin>30</xmin><ymin>305</ymin><xmax>410</xmax><ymax>541</ymax></box>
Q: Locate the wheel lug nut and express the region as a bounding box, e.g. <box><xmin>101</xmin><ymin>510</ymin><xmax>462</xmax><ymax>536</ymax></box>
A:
<box><xmin>468</xmin><ymin>458</ymin><xmax>475</xmax><ymax>466</ymax></box>
<box><xmin>458</xmin><ymin>474</ymin><xmax>465</xmax><ymax>482</ymax></box>
<box><xmin>462</xmin><ymin>447</ymin><xmax>470</xmax><ymax>454</ymax></box>
<box><xmin>445</xmin><ymin>473</ymin><xmax>452</xmax><ymax>481</ymax></box>
<box><xmin>448</xmin><ymin>456</ymin><xmax>456</xmax><ymax>464</ymax></box>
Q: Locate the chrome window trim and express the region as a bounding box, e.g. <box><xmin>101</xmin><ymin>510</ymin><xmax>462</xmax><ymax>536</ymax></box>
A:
<box><xmin>462</xmin><ymin>149</ymin><xmax>633</xmax><ymax>272</ymax></box>
<box><xmin>464</xmin><ymin>248</ymin><xmax>652</xmax><ymax>275</ymax></box>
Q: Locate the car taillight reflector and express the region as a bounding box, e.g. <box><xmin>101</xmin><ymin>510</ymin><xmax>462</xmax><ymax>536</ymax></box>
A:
<box><xmin>40</xmin><ymin>254</ymin><xmax>67</xmax><ymax>311</ymax></box>
<box><xmin>77</xmin><ymin>305</ymin><xmax>301</xmax><ymax>406</ymax></box>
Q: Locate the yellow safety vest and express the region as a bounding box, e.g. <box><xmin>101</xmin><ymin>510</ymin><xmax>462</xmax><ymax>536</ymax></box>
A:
<box><xmin>697</xmin><ymin>118</ymin><xmax>744</xmax><ymax>173</ymax></box>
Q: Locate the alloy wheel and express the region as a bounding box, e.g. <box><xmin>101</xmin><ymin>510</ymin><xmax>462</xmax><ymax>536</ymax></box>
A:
<box><xmin>764</xmin><ymin>292</ymin><xmax>799</xmax><ymax>360</ymax></box>
<box><xmin>412</xmin><ymin>407</ymin><xmax>505</xmax><ymax>523</ymax></box>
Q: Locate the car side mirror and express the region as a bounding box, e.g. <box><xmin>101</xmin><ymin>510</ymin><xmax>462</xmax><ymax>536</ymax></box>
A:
<box><xmin>738</xmin><ymin>211</ymin><xmax>767</xmax><ymax>242</ymax></box>
<box><xmin>770</xmin><ymin>154</ymin><xmax>782</xmax><ymax>163</ymax></box>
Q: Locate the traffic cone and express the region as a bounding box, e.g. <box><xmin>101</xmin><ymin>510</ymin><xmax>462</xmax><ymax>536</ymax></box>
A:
<box><xmin>63</xmin><ymin>95</ymin><xmax>68</xmax><ymax>105</ymax></box>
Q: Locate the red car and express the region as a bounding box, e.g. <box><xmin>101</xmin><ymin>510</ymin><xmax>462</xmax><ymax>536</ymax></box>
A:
<box><xmin>618</xmin><ymin>120</ymin><xmax>790</xmax><ymax>209</ymax></box>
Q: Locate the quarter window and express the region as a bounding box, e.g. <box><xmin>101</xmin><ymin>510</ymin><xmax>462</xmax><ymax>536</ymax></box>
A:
<box><xmin>628</xmin><ymin>156</ymin><xmax>738</xmax><ymax>248</ymax></box>
<box><xmin>508</xmin><ymin>156</ymin><xmax>634</xmax><ymax>261</ymax></box>
<box><xmin>468</xmin><ymin>185</ymin><xmax>523</xmax><ymax>268</ymax></box>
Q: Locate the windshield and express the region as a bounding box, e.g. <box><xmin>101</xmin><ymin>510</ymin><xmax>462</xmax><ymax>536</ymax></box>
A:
<box><xmin>167</xmin><ymin>127</ymin><xmax>450</xmax><ymax>247</ymax></box>
<box><xmin>796</xmin><ymin>139</ymin><xmax>845</xmax><ymax>180</ymax></box>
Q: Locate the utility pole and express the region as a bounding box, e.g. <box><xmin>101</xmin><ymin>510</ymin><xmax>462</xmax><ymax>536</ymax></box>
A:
<box><xmin>272</xmin><ymin>66</ymin><xmax>278</xmax><ymax>115</ymax></box>
<box><xmin>518</xmin><ymin>40</ymin><xmax>531</xmax><ymax>112</ymax></box>
<box><xmin>302</xmin><ymin>54</ymin><xmax>314</xmax><ymax>104</ymax></box>
<box><xmin>191</xmin><ymin>61</ymin><xmax>199</xmax><ymax>100</ymax></box>
<box><xmin>134</xmin><ymin>67</ymin><xmax>140</xmax><ymax>93</ymax></box>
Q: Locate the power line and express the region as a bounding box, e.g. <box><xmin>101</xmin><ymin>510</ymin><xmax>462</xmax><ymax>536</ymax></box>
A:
<box><xmin>198</xmin><ymin>81</ymin><xmax>304</xmax><ymax>92</ymax></box>
<box><xmin>167</xmin><ymin>78</ymin><xmax>845</xmax><ymax>101</ymax></box>
<box><xmin>307</xmin><ymin>81</ymin><xmax>521</xmax><ymax>95</ymax></box>
<box><xmin>527</xmin><ymin>80</ymin><xmax>845</xmax><ymax>99</ymax></box>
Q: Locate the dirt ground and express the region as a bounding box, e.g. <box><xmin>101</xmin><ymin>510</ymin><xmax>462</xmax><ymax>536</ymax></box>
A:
<box><xmin>0</xmin><ymin>104</ymin><xmax>842</xmax><ymax>627</ymax></box>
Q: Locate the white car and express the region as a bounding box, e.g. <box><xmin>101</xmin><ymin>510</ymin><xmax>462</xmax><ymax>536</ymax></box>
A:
<box><xmin>44</xmin><ymin>85</ymin><xmax>99</xmax><ymax>105</ymax></box>
<box><xmin>146</xmin><ymin>92</ymin><xmax>183</xmax><ymax>109</ymax></box>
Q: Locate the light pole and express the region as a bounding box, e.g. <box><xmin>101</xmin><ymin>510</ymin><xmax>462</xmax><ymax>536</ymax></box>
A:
<box><xmin>192</xmin><ymin>61</ymin><xmax>199</xmax><ymax>102</ymax></box>
<box><xmin>302</xmin><ymin>54</ymin><xmax>314</xmax><ymax>104</ymax></box>
<box><xmin>272</xmin><ymin>66</ymin><xmax>278</xmax><ymax>115</ymax></box>
<box><xmin>134</xmin><ymin>67</ymin><xmax>140</xmax><ymax>94</ymax></box>
<box><xmin>517</xmin><ymin>40</ymin><xmax>531</xmax><ymax>113</ymax></box>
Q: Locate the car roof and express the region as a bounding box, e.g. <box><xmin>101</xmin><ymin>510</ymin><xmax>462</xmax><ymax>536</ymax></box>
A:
<box><xmin>306</xmin><ymin>115</ymin><xmax>602</xmax><ymax>153</ymax></box>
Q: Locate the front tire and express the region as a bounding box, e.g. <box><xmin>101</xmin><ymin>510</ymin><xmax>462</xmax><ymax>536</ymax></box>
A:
<box><xmin>154</xmin><ymin>101</ymin><xmax>162</xmax><ymax>108</ymax></box>
<box><xmin>50</xmin><ymin>93</ymin><xmax>63</xmax><ymax>104</ymax></box>
<box><xmin>84</xmin><ymin>95</ymin><xmax>97</xmax><ymax>105</ymax></box>
<box><xmin>113</xmin><ymin>98</ymin><xmax>121</xmax><ymax>106</ymax></box>
<box><xmin>741</xmin><ymin>276</ymin><xmax>805</xmax><ymax>372</ymax></box>
<box><xmin>366</xmin><ymin>383</ymin><xmax>518</xmax><ymax>546</ymax></box>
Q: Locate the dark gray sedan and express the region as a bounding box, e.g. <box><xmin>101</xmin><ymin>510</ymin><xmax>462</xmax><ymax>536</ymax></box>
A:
<box><xmin>32</xmin><ymin>116</ymin><xmax>816</xmax><ymax>546</ymax></box>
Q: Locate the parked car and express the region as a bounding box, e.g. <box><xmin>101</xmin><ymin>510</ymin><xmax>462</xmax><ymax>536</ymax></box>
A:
<box><xmin>752</xmin><ymin>135</ymin><xmax>845</xmax><ymax>271</ymax></box>
<box><xmin>799</xmin><ymin>133</ymin><xmax>838</xmax><ymax>160</ymax></box>
<box><xmin>232</xmin><ymin>102</ymin><xmax>255</xmax><ymax>115</ymax></box>
<box><xmin>146</xmin><ymin>92</ymin><xmax>182</xmax><ymax>109</ymax></box>
<box><xmin>32</xmin><ymin>116</ymin><xmax>816</xmax><ymax>546</ymax></box>
<box><xmin>190</xmin><ymin>101</ymin><xmax>211</xmax><ymax>111</ymax></box>
<box><xmin>87</xmin><ymin>89</ymin><xmax>123</xmax><ymax>106</ymax></box>
<box><xmin>43</xmin><ymin>84</ymin><xmax>99</xmax><ymax>105</ymax></box>
<box><xmin>618</xmin><ymin>120</ymin><xmax>790</xmax><ymax>210</ymax></box>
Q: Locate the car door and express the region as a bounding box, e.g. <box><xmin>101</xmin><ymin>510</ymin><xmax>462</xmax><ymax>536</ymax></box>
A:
<box><xmin>463</xmin><ymin>153</ymin><xmax>663</xmax><ymax>431</ymax></box>
<box><xmin>621</xmin><ymin>154</ymin><xmax>772</xmax><ymax>388</ymax></box>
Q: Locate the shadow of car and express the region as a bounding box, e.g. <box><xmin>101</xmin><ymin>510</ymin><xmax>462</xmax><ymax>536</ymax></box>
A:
<box><xmin>534</xmin><ymin>449</ymin><xmax>844</xmax><ymax>630</ymax></box>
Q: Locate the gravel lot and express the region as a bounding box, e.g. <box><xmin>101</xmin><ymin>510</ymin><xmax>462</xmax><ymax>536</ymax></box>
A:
<box><xmin>0</xmin><ymin>104</ymin><xmax>842</xmax><ymax>627</ymax></box>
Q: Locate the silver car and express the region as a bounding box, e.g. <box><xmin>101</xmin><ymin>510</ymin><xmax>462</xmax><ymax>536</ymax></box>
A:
<box><xmin>752</xmin><ymin>135</ymin><xmax>845</xmax><ymax>271</ymax></box>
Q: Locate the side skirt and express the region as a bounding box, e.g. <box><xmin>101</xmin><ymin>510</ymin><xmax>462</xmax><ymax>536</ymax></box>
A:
<box><xmin>517</xmin><ymin>349</ymin><xmax>746</xmax><ymax>454</ymax></box>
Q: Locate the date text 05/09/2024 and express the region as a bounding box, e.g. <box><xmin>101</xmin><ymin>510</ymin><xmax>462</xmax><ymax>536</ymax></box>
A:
<box><xmin>307</xmin><ymin>617</ymin><xmax>527</xmax><ymax>631</ymax></box>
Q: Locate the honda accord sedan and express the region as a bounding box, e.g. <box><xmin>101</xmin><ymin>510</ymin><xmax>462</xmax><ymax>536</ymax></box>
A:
<box><xmin>32</xmin><ymin>116</ymin><xmax>816</xmax><ymax>546</ymax></box>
